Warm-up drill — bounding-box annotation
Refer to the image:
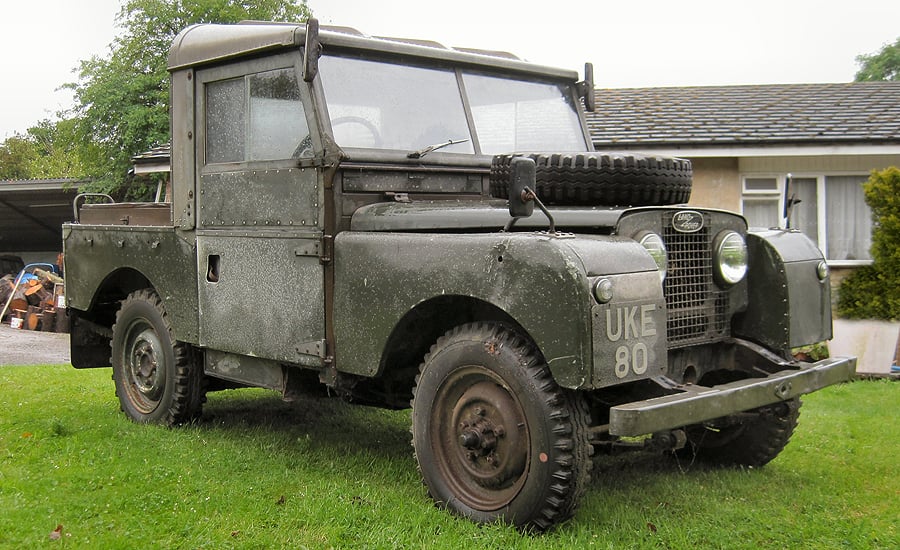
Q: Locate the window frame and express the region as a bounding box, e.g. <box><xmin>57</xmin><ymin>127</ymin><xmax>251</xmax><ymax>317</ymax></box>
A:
<box><xmin>740</xmin><ymin>172</ymin><xmax>872</xmax><ymax>267</ymax></box>
<box><xmin>197</xmin><ymin>52</ymin><xmax>318</xmax><ymax>175</ymax></box>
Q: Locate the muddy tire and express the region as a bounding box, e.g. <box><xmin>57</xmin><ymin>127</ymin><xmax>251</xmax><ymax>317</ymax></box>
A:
<box><xmin>411</xmin><ymin>322</ymin><xmax>592</xmax><ymax>532</ymax></box>
<box><xmin>111</xmin><ymin>289</ymin><xmax>206</xmax><ymax>425</ymax></box>
<box><xmin>677</xmin><ymin>399</ymin><xmax>801</xmax><ymax>467</ymax></box>
<box><xmin>490</xmin><ymin>152</ymin><xmax>692</xmax><ymax>206</ymax></box>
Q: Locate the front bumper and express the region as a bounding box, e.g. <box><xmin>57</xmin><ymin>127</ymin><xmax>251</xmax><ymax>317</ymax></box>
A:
<box><xmin>608</xmin><ymin>355</ymin><xmax>857</xmax><ymax>436</ymax></box>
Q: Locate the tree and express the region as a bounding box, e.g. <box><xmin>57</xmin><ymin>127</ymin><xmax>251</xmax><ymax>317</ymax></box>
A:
<box><xmin>854</xmin><ymin>37</ymin><xmax>900</xmax><ymax>82</ymax></box>
<box><xmin>0</xmin><ymin>134</ymin><xmax>36</xmax><ymax>180</ymax></box>
<box><xmin>23</xmin><ymin>119</ymin><xmax>93</xmax><ymax>179</ymax></box>
<box><xmin>67</xmin><ymin>0</ymin><xmax>311</xmax><ymax>198</ymax></box>
<box><xmin>0</xmin><ymin>119</ymin><xmax>90</xmax><ymax>180</ymax></box>
<box><xmin>837</xmin><ymin>167</ymin><xmax>900</xmax><ymax>320</ymax></box>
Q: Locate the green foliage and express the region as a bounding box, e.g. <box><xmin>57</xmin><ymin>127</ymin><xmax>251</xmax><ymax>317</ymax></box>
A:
<box><xmin>22</xmin><ymin>119</ymin><xmax>93</xmax><ymax>179</ymax></box>
<box><xmin>66</xmin><ymin>0</ymin><xmax>311</xmax><ymax>198</ymax></box>
<box><xmin>0</xmin><ymin>134</ymin><xmax>36</xmax><ymax>180</ymax></box>
<box><xmin>855</xmin><ymin>37</ymin><xmax>900</xmax><ymax>81</ymax></box>
<box><xmin>837</xmin><ymin>166</ymin><xmax>900</xmax><ymax>319</ymax></box>
<box><xmin>0</xmin><ymin>119</ymin><xmax>92</xmax><ymax>180</ymax></box>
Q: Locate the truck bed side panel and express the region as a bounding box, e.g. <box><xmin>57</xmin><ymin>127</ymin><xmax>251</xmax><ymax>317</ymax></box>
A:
<box><xmin>63</xmin><ymin>224</ymin><xmax>199</xmax><ymax>343</ymax></box>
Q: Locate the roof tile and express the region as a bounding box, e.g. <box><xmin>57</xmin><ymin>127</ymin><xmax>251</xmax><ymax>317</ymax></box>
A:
<box><xmin>585</xmin><ymin>82</ymin><xmax>900</xmax><ymax>147</ymax></box>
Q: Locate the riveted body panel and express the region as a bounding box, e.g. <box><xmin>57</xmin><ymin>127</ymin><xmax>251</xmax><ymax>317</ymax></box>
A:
<box><xmin>733</xmin><ymin>229</ymin><xmax>832</xmax><ymax>353</ymax></box>
<box><xmin>62</xmin><ymin>224</ymin><xmax>199</xmax><ymax>343</ymax></box>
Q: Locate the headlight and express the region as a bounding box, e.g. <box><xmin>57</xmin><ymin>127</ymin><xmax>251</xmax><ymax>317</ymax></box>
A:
<box><xmin>713</xmin><ymin>231</ymin><xmax>748</xmax><ymax>286</ymax></box>
<box><xmin>638</xmin><ymin>232</ymin><xmax>667</xmax><ymax>281</ymax></box>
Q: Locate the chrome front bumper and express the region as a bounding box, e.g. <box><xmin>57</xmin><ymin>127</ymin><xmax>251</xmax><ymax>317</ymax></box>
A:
<box><xmin>608</xmin><ymin>355</ymin><xmax>857</xmax><ymax>437</ymax></box>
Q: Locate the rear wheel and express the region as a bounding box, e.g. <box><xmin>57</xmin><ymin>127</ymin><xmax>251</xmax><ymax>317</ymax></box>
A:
<box><xmin>677</xmin><ymin>399</ymin><xmax>801</xmax><ymax>466</ymax></box>
<box><xmin>111</xmin><ymin>289</ymin><xmax>205</xmax><ymax>425</ymax></box>
<box><xmin>411</xmin><ymin>322</ymin><xmax>592</xmax><ymax>531</ymax></box>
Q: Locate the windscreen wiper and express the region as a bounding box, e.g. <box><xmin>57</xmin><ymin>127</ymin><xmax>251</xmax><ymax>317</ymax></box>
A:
<box><xmin>407</xmin><ymin>138</ymin><xmax>470</xmax><ymax>159</ymax></box>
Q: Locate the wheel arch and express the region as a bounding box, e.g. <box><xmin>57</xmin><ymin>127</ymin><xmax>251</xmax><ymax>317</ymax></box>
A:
<box><xmin>69</xmin><ymin>267</ymin><xmax>156</xmax><ymax>369</ymax></box>
<box><xmin>78</xmin><ymin>267</ymin><xmax>153</xmax><ymax>325</ymax></box>
<box><xmin>376</xmin><ymin>294</ymin><xmax>534</xmax><ymax>386</ymax></box>
<box><xmin>69</xmin><ymin>266</ymin><xmax>199</xmax><ymax>369</ymax></box>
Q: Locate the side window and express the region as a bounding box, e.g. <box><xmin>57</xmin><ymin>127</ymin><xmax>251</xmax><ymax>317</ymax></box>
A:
<box><xmin>205</xmin><ymin>67</ymin><xmax>311</xmax><ymax>164</ymax></box>
<box><xmin>207</xmin><ymin>78</ymin><xmax>245</xmax><ymax>163</ymax></box>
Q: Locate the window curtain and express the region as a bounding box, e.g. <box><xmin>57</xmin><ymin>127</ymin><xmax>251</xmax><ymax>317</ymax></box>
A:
<box><xmin>825</xmin><ymin>176</ymin><xmax>872</xmax><ymax>261</ymax></box>
<box><xmin>791</xmin><ymin>178</ymin><xmax>818</xmax><ymax>245</ymax></box>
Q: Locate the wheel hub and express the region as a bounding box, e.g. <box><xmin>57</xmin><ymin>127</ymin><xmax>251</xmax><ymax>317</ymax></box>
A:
<box><xmin>132</xmin><ymin>340</ymin><xmax>158</xmax><ymax>390</ymax></box>
<box><xmin>445</xmin><ymin>379</ymin><xmax>528</xmax><ymax>494</ymax></box>
<box><xmin>127</xmin><ymin>327</ymin><xmax>165</xmax><ymax>403</ymax></box>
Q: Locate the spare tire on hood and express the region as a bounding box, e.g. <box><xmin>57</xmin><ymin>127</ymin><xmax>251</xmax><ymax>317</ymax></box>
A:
<box><xmin>490</xmin><ymin>152</ymin><xmax>692</xmax><ymax>207</ymax></box>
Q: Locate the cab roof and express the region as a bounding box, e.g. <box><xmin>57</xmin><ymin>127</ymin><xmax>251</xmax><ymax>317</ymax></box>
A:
<box><xmin>167</xmin><ymin>20</ymin><xmax>578</xmax><ymax>81</ymax></box>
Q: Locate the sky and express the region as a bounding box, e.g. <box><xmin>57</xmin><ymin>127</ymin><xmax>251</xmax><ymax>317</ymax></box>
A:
<box><xmin>1</xmin><ymin>0</ymin><xmax>899</xmax><ymax>140</ymax></box>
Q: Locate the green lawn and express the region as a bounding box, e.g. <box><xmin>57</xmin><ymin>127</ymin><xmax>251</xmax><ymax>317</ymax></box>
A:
<box><xmin>0</xmin><ymin>366</ymin><xmax>896</xmax><ymax>549</ymax></box>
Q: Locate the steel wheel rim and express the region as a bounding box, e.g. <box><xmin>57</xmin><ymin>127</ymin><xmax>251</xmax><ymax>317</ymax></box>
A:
<box><xmin>122</xmin><ymin>320</ymin><xmax>166</xmax><ymax>414</ymax></box>
<box><xmin>429</xmin><ymin>364</ymin><xmax>530</xmax><ymax>511</ymax></box>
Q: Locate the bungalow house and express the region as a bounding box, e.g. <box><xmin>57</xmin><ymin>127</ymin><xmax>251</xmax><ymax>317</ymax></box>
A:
<box><xmin>584</xmin><ymin>82</ymin><xmax>900</xmax><ymax>283</ymax></box>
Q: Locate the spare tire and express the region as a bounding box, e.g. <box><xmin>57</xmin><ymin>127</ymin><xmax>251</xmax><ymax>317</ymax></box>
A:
<box><xmin>490</xmin><ymin>152</ymin><xmax>692</xmax><ymax>207</ymax></box>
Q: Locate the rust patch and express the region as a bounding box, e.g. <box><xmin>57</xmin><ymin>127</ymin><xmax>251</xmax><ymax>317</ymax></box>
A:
<box><xmin>484</xmin><ymin>340</ymin><xmax>501</xmax><ymax>355</ymax></box>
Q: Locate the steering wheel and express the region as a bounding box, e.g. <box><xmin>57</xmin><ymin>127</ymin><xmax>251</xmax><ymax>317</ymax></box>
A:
<box><xmin>331</xmin><ymin>116</ymin><xmax>383</xmax><ymax>148</ymax></box>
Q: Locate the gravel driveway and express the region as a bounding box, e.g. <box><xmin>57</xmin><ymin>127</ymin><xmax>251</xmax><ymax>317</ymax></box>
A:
<box><xmin>0</xmin><ymin>324</ymin><xmax>71</xmax><ymax>366</ymax></box>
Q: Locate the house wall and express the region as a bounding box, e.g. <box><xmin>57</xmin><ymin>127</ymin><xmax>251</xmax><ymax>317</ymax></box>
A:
<box><xmin>687</xmin><ymin>153</ymin><xmax>900</xmax><ymax>313</ymax></box>
<box><xmin>738</xmin><ymin>154</ymin><xmax>900</xmax><ymax>174</ymax></box>
<box><xmin>686</xmin><ymin>154</ymin><xmax>900</xmax><ymax>210</ymax></box>
<box><xmin>686</xmin><ymin>157</ymin><xmax>740</xmax><ymax>210</ymax></box>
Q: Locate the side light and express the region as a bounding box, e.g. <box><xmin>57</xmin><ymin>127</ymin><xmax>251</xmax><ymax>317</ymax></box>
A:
<box><xmin>593</xmin><ymin>278</ymin><xmax>614</xmax><ymax>303</ymax></box>
<box><xmin>638</xmin><ymin>232</ymin><xmax>667</xmax><ymax>281</ymax></box>
<box><xmin>817</xmin><ymin>260</ymin><xmax>829</xmax><ymax>282</ymax></box>
<box><xmin>713</xmin><ymin>231</ymin><xmax>748</xmax><ymax>286</ymax></box>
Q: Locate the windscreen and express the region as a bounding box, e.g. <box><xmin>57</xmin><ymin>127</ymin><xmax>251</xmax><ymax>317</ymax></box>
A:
<box><xmin>462</xmin><ymin>72</ymin><xmax>587</xmax><ymax>154</ymax></box>
<box><xmin>318</xmin><ymin>54</ymin><xmax>589</xmax><ymax>155</ymax></box>
<box><xmin>318</xmin><ymin>56</ymin><xmax>474</xmax><ymax>153</ymax></box>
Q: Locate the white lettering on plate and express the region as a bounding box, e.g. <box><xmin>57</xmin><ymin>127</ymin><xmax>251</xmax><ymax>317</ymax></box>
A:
<box><xmin>605</xmin><ymin>304</ymin><xmax>657</xmax><ymax>341</ymax></box>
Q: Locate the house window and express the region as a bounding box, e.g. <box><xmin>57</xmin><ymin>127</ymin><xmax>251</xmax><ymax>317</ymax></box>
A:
<box><xmin>824</xmin><ymin>175</ymin><xmax>872</xmax><ymax>261</ymax></box>
<box><xmin>741</xmin><ymin>174</ymin><xmax>871</xmax><ymax>264</ymax></box>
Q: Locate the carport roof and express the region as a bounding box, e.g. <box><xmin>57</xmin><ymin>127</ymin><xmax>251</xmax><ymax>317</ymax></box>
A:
<box><xmin>0</xmin><ymin>178</ymin><xmax>85</xmax><ymax>253</ymax></box>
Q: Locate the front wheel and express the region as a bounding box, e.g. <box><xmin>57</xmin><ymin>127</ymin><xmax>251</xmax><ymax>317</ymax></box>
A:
<box><xmin>677</xmin><ymin>399</ymin><xmax>801</xmax><ymax>466</ymax></box>
<box><xmin>111</xmin><ymin>289</ymin><xmax>205</xmax><ymax>425</ymax></box>
<box><xmin>411</xmin><ymin>323</ymin><xmax>592</xmax><ymax>532</ymax></box>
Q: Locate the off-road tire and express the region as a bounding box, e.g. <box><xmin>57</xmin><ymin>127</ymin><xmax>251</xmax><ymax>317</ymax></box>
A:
<box><xmin>490</xmin><ymin>152</ymin><xmax>692</xmax><ymax>206</ymax></box>
<box><xmin>111</xmin><ymin>289</ymin><xmax>206</xmax><ymax>425</ymax></box>
<box><xmin>410</xmin><ymin>322</ymin><xmax>592</xmax><ymax>532</ymax></box>
<box><xmin>677</xmin><ymin>398</ymin><xmax>801</xmax><ymax>467</ymax></box>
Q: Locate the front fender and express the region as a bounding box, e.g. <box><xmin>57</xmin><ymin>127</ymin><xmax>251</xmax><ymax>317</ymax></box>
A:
<box><xmin>733</xmin><ymin>229</ymin><xmax>831</xmax><ymax>354</ymax></box>
<box><xmin>333</xmin><ymin>232</ymin><xmax>660</xmax><ymax>389</ymax></box>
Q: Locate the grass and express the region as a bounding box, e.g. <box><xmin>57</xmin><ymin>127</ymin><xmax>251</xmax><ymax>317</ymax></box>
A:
<box><xmin>0</xmin><ymin>366</ymin><xmax>897</xmax><ymax>549</ymax></box>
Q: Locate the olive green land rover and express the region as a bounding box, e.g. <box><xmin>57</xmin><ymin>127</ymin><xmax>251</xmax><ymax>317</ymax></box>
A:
<box><xmin>63</xmin><ymin>20</ymin><xmax>856</xmax><ymax>531</ymax></box>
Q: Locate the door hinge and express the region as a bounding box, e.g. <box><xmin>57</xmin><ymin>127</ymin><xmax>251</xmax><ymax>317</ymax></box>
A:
<box><xmin>320</xmin><ymin>234</ymin><xmax>334</xmax><ymax>264</ymax></box>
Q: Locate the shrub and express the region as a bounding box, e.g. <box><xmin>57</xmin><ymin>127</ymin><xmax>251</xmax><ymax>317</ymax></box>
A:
<box><xmin>837</xmin><ymin>166</ymin><xmax>900</xmax><ymax>320</ymax></box>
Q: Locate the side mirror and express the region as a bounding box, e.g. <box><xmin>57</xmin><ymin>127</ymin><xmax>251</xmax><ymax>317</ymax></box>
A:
<box><xmin>783</xmin><ymin>173</ymin><xmax>801</xmax><ymax>229</ymax></box>
<box><xmin>302</xmin><ymin>18</ymin><xmax>321</xmax><ymax>83</ymax></box>
<box><xmin>578</xmin><ymin>62</ymin><xmax>596</xmax><ymax>112</ymax></box>
<box><xmin>508</xmin><ymin>157</ymin><xmax>536</xmax><ymax>219</ymax></box>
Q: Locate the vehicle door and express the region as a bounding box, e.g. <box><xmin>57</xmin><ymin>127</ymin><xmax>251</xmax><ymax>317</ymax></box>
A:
<box><xmin>194</xmin><ymin>52</ymin><xmax>325</xmax><ymax>367</ymax></box>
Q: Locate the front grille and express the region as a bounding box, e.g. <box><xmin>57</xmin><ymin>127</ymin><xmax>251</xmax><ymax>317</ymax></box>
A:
<box><xmin>662</xmin><ymin>216</ymin><xmax>730</xmax><ymax>348</ymax></box>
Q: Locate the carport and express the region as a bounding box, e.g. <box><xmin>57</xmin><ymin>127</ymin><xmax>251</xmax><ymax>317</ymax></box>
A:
<box><xmin>0</xmin><ymin>178</ymin><xmax>84</xmax><ymax>261</ymax></box>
